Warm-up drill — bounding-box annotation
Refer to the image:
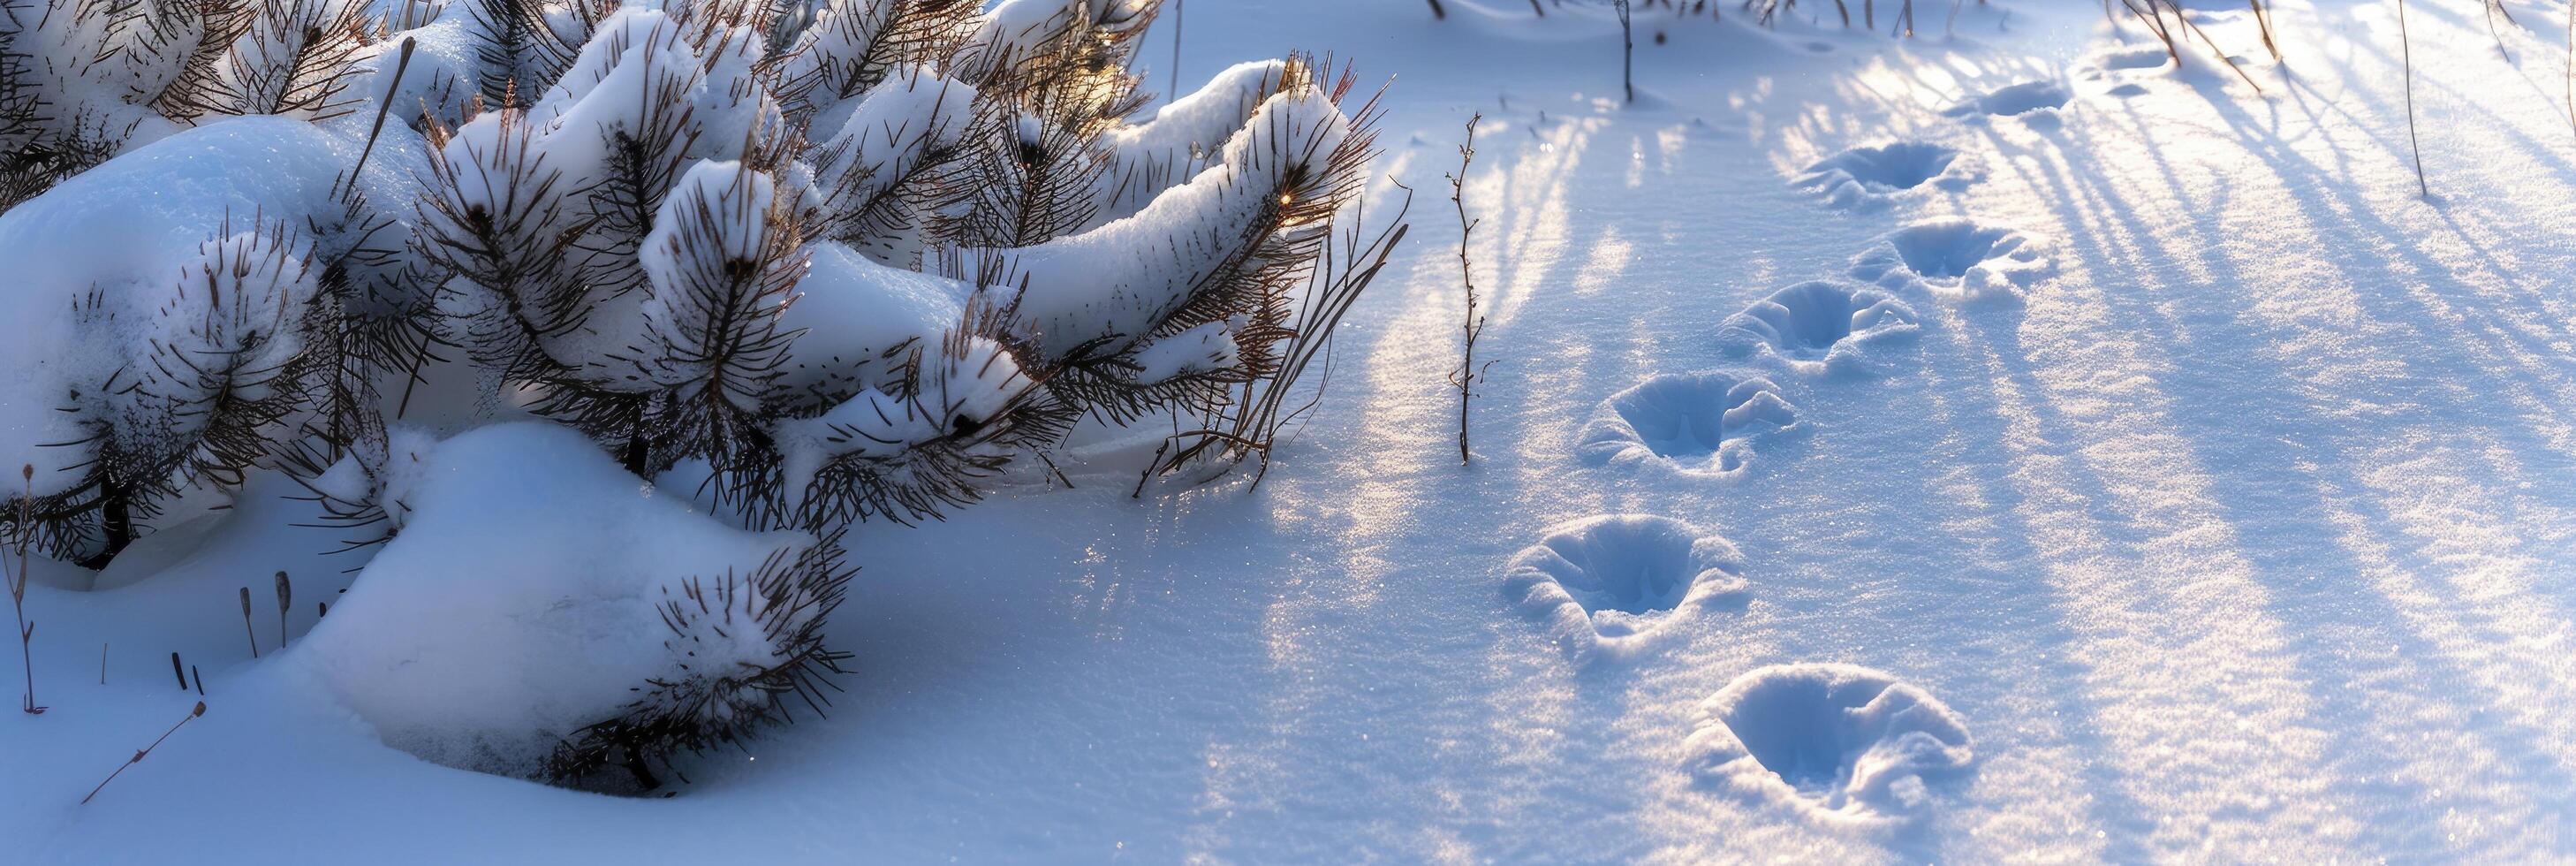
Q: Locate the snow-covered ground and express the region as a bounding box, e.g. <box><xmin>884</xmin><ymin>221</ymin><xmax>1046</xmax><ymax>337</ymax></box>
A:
<box><xmin>11</xmin><ymin>0</ymin><xmax>2576</xmax><ymax>861</ymax></box>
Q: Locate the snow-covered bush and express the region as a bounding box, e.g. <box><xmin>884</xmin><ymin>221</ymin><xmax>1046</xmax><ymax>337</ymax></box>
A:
<box><xmin>0</xmin><ymin>0</ymin><xmax>1397</xmax><ymax>789</ymax></box>
<box><xmin>293</xmin><ymin>422</ymin><xmax>850</xmax><ymax>787</ymax></box>
<box><xmin>0</xmin><ymin>116</ymin><xmax>420</xmax><ymax>566</ymax></box>
<box><xmin>405</xmin><ymin>0</ymin><xmax>1382</xmax><ymax>527</ymax></box>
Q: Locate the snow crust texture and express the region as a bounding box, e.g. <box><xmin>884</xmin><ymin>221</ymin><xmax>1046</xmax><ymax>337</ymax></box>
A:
<box><xmin>1501</xmin><ymin>515</ymin><xmax>1749</xmax><ymax>665</ymax></box>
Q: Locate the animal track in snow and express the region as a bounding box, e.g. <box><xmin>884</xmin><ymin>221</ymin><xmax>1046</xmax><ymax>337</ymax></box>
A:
<box><xmin>1717</xmin><ymin>280</ymin><xmax>1920</xmax><ymax>376</ymax></box>
<box><xmin>1796</xmin><ymin>142</ymin><xmax>1978</xmax><ymax>210</ymax></box>
<box><xmin>2092</xmin><ymin>46</ymin><xmax>2172</xmax><ymax>72</ymax></box>
<box><xmin>2079</xmin><ymin>46</ymin><xmax>2172</xmax><ymax>100</ymax></box>
<box><xmin>1577</xmin><ymin>372</ymin><xmax>1799</xmax><ymax>479</ymax></box>
<box><xmin>1501</xmin><ymin>515</ymin><xmax>1749</xmax><ymax>665</ymax></box>
<box><xmin>1849</xmin><ymin>216</ymin><xmax>2053</xmax><ymax>303</ymax></box>
<box><xmin>1683</xmin><ymin>664</ymin><xmax>1972</xmax><ymax>824</ymax></box>
<box><xmin>1944</xmin><ymin>80</ymin><xmax>2068</xmax><ymax>123</ymax></box>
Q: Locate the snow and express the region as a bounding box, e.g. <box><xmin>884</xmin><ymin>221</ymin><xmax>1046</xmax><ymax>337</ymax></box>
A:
<box><xmin>770</xmin><ymin>334</ymin><xmax>1031</xmax><ymax>503</ymax></box>
<box><xmin>96</xmin><ymin>227</ymin><xmax>322</xmax><ymax>460</ymax></box>
<box><xmin>773</xmin><ymin>240</ymin><xmax>972</xmax><ymax>400</ymax></box>
<box><xmin>807</xmin><ymin>65</ymin><xmax>978</xmax><ymax>248</ymax></box>
<box><xmin>1576</xmin><ymin>371</ymin><xmax>1801</xmax><ymax>480</ymax></box>
<box><xmin>644</xmin><ymin>161</ymin><xmax>780</xmax><ymax>278</ymax></box>
<box><xmin>1683</xmin><ymin>663</ymin><xmax>1974</xmax><ymax>826</ymax></box>
<box><xmin>1717</xmin><ymin>279</ymin><xmax>1921</xmax><ymax>376</ymax></box>
<box><xmin>1126</xmin><ymin>317</ymin><xmax>1242</xmax><ymax>384</ymax></box>
<box><xmin>0</xmin><ymin>116</ymin><xmax>417</xmax><ymax>498</ymax></box>
<box><xmin>1848</xmin><ymin>216</ymin><xmax>2055</xmax><ymax>303</ymax></box>
<box><xmin>293</xmin><ymin>422</ymin><xmax>822</xmax><ymax>776</ymax></box>
<box><xmin>1090</xmin><ymin>59</ymin><xmax>1292</xmax><ymax>225</ymax></box>
<box><xmin>1795</xmin><ymin>141</ymin><xmax>1981</xmax><ymax>210</ymax></box>
<box><xmin>1500</xmin><ymin>513</ymin><xmax>1750</xmax><ymax>665</ymax></box>
<box><xmin>11</xmin><ymin>0</ymin><xmax>2576</xmax><ymax>862</ymax></box>
<box><xmin>962</xmin><ymin>84</ymin><xmax>1351</xmax><ymax>362</ymax></box>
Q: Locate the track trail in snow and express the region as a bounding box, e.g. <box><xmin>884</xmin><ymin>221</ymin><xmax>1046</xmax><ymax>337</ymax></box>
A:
<box><xmin>11</xmin><ymin>1</ymin><xmax>2576</xmax><ymax>862</ymax></box>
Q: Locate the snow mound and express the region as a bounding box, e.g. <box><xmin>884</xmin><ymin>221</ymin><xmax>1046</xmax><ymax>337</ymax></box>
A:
<box><xmin>1796</xmin><ymin>142</ymin><xmax>1977</xmax><ymax>209</ymax></box>
<box><xmin>1501</xmin><ymin>515</ymin><xmax>1749</xmax><ymax>665</ymax></box>
<box><xmin>289</xmin><ymin>422</ymin><xmax>831</xmax><ymax>779</ymax></box>
<box><xmin>1717</xmin><ymin>280</ymin><xmax>1920</xmax><ymax>376</ymax></box>
<box><xmin>1683</xmin><ymin>664</ymin><xmax>1973</xmax><ymax>825</ymax></box>
<box><xmin>1944</xmin><ymin>80</ymin><xmax>2069</xmax><ymax>119</ymax></box>
<box><xmin>1577</xmin><ymin>372</ymin><xmax>1799</xmax><ymax>479</ymax></box>
<box><xmin>1849</xmin><ymin>217</ymin><xmax>2053</xmax><ymax>303</ymax></box>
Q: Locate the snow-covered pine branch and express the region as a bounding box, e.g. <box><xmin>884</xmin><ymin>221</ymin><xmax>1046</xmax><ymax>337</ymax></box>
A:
<box><xmin>545</xmin><ymin>536</ymin><xmax>853</xmax><ymax>789</ymax></box>
<box><xmin>0</xmin><ymin>0</ymin><xmax>1402</xmax><ymax>790</ymax></box>
<box><xmin>0</xmin><ymin>110</ymin><xmax>421</xmax><ymax>565</ymax></box>
<box><xmin>772</xmin><ymin>0</ymin><xmax>977</xmax><ymax>129</ymax></box>
<box><xmin>956</xmin><ymin>57</ymin><xmax>1372</xmax><ymax>427</ymax></box>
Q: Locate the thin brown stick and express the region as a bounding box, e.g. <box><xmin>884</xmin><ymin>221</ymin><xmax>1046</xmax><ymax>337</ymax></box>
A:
<box><xmin>2249</xmin><ymin>0</ymin><xmax>2280</xmax><ymax>62</ymax></box>
<box><xmin>13</xmin><ymin>465</ymin><xmax>40</xmax><ymax>715</ymax></box>
<box><xmin>2398</xmin><ymin>0</ymin><xmax>2429</xmax><ymax>196</ymax></box>
<box><xmin>2167</xmin><ymin>1</ymin><xmax>2264</xmax><ymax>93</ymax></box>
<box><xmin>81</xmin><ymin>702</ymin><xmax>206</xmax><ymax>805</ymax></box>
<box><xmin>337</xmin><ymin>37</ymin><xmax>415</xmax><ymax>201</ymax></box>
<box><xmin>1445</xmin><ymin>115</ymin><xmax>1491</xmax><ymax>465</ymax></box>
<box><xmin>2481</xmin><ymin>0</ymin><xmax>2513</xmax><ymax>64</ymax></box>
<box><xmin>1617</xmin><ymin>0</ymin><xmax>1634</xmax><ymax>103</ymax></box>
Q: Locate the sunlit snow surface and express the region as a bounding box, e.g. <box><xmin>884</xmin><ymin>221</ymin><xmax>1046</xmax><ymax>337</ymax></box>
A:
<box><xmin>11</xmin><ymin>0</ymin><xmax>2576</xmax><ymax>862</ymax></box>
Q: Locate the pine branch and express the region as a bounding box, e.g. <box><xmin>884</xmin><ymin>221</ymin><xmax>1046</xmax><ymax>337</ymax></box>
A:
<box><xmin>544</xmin><ymin>539</ymin><xmax>854</xmax><ymax>791</ymax></box>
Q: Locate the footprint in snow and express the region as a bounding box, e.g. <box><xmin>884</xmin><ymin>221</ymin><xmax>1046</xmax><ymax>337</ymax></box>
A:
<box><xmin>1717</xmin><ymin>280</ymin><xmax>1921</xmax><ymax>376</ymax></box>
<box><xmin>1943</xmin><ymin>80</ymin><xmax>2068</xmax><ymax>127</ymax></box>
<box><xmin>1849</xmin><ymin>216</ymin><xmax>2053</xmax><ymax>304</ymax></box>
<box><xmin>1683</xmin><ymin>664</ymin><xmax>1973</xmax><ymax>825</ymax></box>
<box><xmin>2079</xmin><ymin>46</ymin><xmax>2173</xmax><ymax>99</ymax></box>
<box><xmin>1795</xmin><ymin>141</ymin><xmax>1981</xmax><ymax>211</ymax></box>
<box><xmin>2090</xmin><ymin>45</ymin><xmax>2173</xmax><ymax>73</ymax></box>
<box><xmin>1576</xmin><ymin>371</ymin><xmax>1799</xmax><ymax>480</ymax></box>
<box><xmin>1502</xmin><ymin>515</ymin><xmax>1750</xmax><ymax>666</ymax></box>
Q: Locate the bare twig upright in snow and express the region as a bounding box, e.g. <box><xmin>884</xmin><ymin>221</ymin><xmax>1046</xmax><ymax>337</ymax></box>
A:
<box><xmin>12</xmin><ymin>466</ymin><xmax>38</xmax><ymax>714</ymax></box>
<box><xmin>1616</xmin><ymin>0</ymin><xmax>1633</xmax><ymax>103</ymax></box>
<box><xmin>2250</xmin><ymin>0</ymin><xmax>2281</xmax><ymax>61</ymax></box>
<box><xmin>2118</xmin><ymin>0</ymin><xmax>2266</xmax><ymax>93</ymax></box>
<box><xmin>1446</xmin><ymin>115</ymin><xmax>1492</xmax><ymax>465</ymax></box>
<box><xmin>2399</xmin><ymin>0</ymin><xmax>2429</xmax><ymax>196</ymax></box>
